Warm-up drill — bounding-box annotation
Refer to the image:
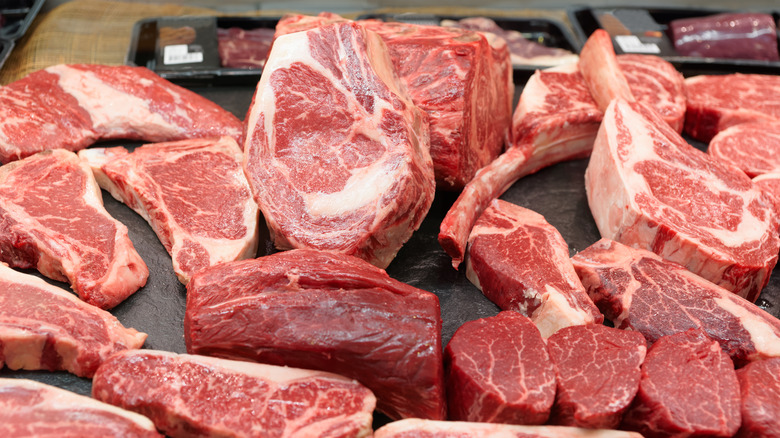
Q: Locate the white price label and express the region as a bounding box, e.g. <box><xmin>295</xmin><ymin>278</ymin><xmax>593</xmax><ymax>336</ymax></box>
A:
<box><xmin>163</xmin><ymin>44</ymin><xmax>204</xmax><ymax>65</ymax></box>
<box><xmin>614</xmin><ymin>35</ymin><xmax>661</xmax><ymax>54</ymax></box>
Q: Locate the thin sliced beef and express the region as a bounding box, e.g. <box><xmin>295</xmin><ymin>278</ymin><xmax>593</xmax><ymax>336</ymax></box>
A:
<box><xmin>0</xmin><ymin>149</ymin><xmax>148</xmax><ymax>309</ymax></box>
<box><xmin>735</xmin><ymin>358</ymin><xmax>780</xmax><ymax>438</ymax></box>
<box><xmin>374</xmin><ymin>419</ymin><xmax>644</xmax><ymax>438</ymax></box>
<box><xmin>708</xmin><ymin>122</ymin><xmax>780</xmax><ymax>177</ymax></box>
<box><xmin>184</xmin><ymin>249</ymin><xmax>445</xmax><ymax>421</ymax></box>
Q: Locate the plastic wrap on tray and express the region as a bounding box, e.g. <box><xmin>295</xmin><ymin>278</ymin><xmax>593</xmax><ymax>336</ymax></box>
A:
<box><xmin>669</xmin><ymin>12</ymin><xmax>779</xmax><ymax>61</ymax></box>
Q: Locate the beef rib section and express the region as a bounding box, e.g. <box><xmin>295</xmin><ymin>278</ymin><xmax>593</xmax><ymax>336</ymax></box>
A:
<box><xmin>92</xmin><ymin>350</ymin><xmax>376</xmax><ymax>438</ymax></box>
<box><xmin>243</xmin><ymin>21</ymin><xmax>434</xmax><ymax>269</ymax></box>
<box><xmin>0</xmin><ymin>149</ymin><xmax>148</xmax><ymax>309</ymax></box>
<box><xmin>373</xmin><ymin>419</ymin><xmax>644</xmax><ymax>438</ymax></box>
<box><xmin>585</xmin><ymin>98</ymin><xmax>779</xmax><ymax>302</ymax></box>
<box><xmin>708</xmin><ymin>121</ymin><xmax>780</xmax><ymax>178</ymax></box>
<box><xmin>79</xmin><ymin>137</ymin><xmax>259</xmax><ymax>284</ymax></box>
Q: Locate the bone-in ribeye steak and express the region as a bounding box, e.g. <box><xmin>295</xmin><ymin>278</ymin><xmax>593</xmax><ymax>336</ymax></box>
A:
<box><xmin>0</xmin><ymin>64</ymin><xmax>243</xmax><ymax>163</ymax></box>
<box><xmin>0</xmin><ymin>263</ymin><xmax>146</xmax><ymax>377</ymax></box>
<box><xmin>735</xmin><ymin>358</ymin><xmax>780</xmax><ymax>438</ymax></box>
<box><xmin>185</xmin><ymin>249</ymin><xmax>445</xmax><ymax>421</ymax></box>
<box><xmin>243</xmin><ymin>22</ymin><xmax>434</xmax><ymax>269</ymax></box>
<box><xmin>753</xmin><ymin>172</ymin><xmax>780</xmax><ymax>215</ymax></box>
<box><xmin>708</xmin><ymin>121</ymin><xmax>780</xmax><ymax>178</ymax></box>
<box><xmin>79</xmin><ymin>137</ymin><xmax>259</xmax><ymax>284</ymax></box>
<box><xmin>92</xmin><ymin>350</ymin><xmax>376</xmax><ymax>438</ymax></box>
<box><xmin>0</xmin><ymin>149</ymin><xmax>149</xmax><ymax>309</ymax></box>
<box><xmin>373</xmin><ymin>419</ymin><xmax>644</xmax><ymax>438</ymax></box>
<box><xmin>0</xmin><ymin>378</ymin><xmax>161</xmax><ymax>437</ymax></box>
<box><xmin>585</xmin><ymin>98</ymin><xmax>779</xmax><ymax>302</ymax></box>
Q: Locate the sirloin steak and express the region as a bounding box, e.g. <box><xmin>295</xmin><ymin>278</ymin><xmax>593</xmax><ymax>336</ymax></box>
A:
<box><xmin>585</xmin><ymin>98</ymin><xmax>779</xmax><ymax>302</ymax></box>
<box><xmin>243</xmin><ymin>21</ymin><xmax>434</xmax><ymax>269</ymax></box>
<box><xmin>79</xmin><ymin>137</ymin><xmax>259</xmax><ymax>284</ymax></box>
<box><xmin>708</xmin><ymin>121</ymin><xmax>780</xmax><ymax>177</ymax></box>
<box><xmin>0</xmin><ymin>149</ymin><xmax>148</xmax><ymax>309</ymax></box>
<box><xmin>92</xmin><ymin>350</ymin><xmax>376</xmax><ymax>438</ymax></box>
<box><xmin>373</xmin><ymin>419</ymin><xmax>644</xmax><ymax>438</ymax></box>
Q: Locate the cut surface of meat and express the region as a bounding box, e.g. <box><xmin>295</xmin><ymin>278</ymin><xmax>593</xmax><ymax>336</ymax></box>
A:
<box><xmin>243</xmin><ymin>22</ymin><xmax>434</xmax><ymax>269</ymax></box>
<box><xmin>735</xmin><ymin>358</ymin><xmax>780</xmax><ymax>438</ymax></box>
<box><xmin>670</xmin><ymin>13</ymin><xmax>779</xmax><ymax>61</ymax></box>
<box><xmin>753</xmin><ymin>172</ymin><xmax>780</xmax><ymax>215</ymax></box>
<box><xmin>546</xmin><ymin>324</ymin><xmax>646</xmax><ymax>429</ymax></box>
<box><xmin>0</xmin><ymin>64</ymin><xmax>243</xmax><ymax>163</ymax></box>
<box><xmin>577</xmin><ymin>29</ymin><xmax>634</xmax><ymax>111</ymax></box>
<box><xmin>444</xmin><ymin>311</ymin><xmax>557</xmax><ymax>424</ymax></box>
<box><xmin>373</xmin><ymin>419</ymin><xmax>644</xmax><ymax>438</ymax></box>
<box><xmin>79</xmin><ymin>137</ymin><xmax>259</xmax><ymax>284</ymax></box>
<box><xmin>617</xmin><ymin>54</ymin><xmax>686</xmax><ymax>133</ymax></box>
<box><xmin>571</xmin><ymin>239</ymin><xmax>780</xmax><ymax>365</ymax></box>
<box><xmin>585</xmin><ymin>98</ymin><xmax>779</xmax><ymax>302</ymax></box>
<box><xmin>217</xmin><ymin>26</ymin><xmax>275</xmax><ymax>68</ymax></box>
<box><xmin>465</xmin><ymin>200</ymin><xmax>602</xmax><ymax>337</ymax></box>
<box><xmin>0</xmin><ymin>263</ymin><xmax>147</xmax><ymax>377</ymax></box>
<box><xmin>0</xmin><ymin>149</ymin><xmax>149</xmax><ymax>309</ymax></box>
<box><xmin>621</xmin><ymin>329</ymin><xmax>741</xmax><ymax>438</ymax></box>
<box><xmin>708</xmin><ymin>122</ymin><xmax>780</xmax><ymax>177</ymax></box>
<box><xmin>185</xmin><ymin>249</ymin><xmax>445</xmax><ymax>421</ymax></box>
<box><xmin>684</xmin><ymin>73</ymin><xmax>780</xmax><ymax>142</ymax></box>
<box><xmin>92</xmin><ymin>350</ymin><xmax>375</xmax><ymax>438</ymax></box>
<box><xmin>0</xmin><ymin>378</ymin><xmax>161</xmax><ymax>438</ymax></box>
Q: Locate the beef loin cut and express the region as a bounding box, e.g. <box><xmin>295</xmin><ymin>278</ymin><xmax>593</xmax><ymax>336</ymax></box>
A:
<box><xmin>0</xmin><ymin>64</ymin><xmax>243</xmax><ymax>164</ymax></box>
<box><xmin>0</xmin><ymin>149</ymin><xmax>149</xmax><ymax>309</ymax></box>
<box><xmin>465</xmin><ymin>200</ymin><xmax>602</xmax><ymax>337</ymax></box>
<box><xmin>92</xmin><ymin>350</ymin><xmax>376</xmax><ymax>438</ymax></box>
<box><xmin>444</xmin><ymin>311</ymin><xmax>557</xmax><ymax>424</ymax></box>
<box><xmin>546</xmin><ymin>324</ymin><xmax>646</xmax><ymax>429</ymax></box>
<box><xmin>79</xmin><ymin>137</ymin><xmax>259</xmax><ymax>284</ymax></box>
<box><xmin>571</xmin><ymin>239</ymin><xmax>780</xmax><ymax>365</ymax></box>
<box><xmin>735</xmin><ymin>358</ymin><xmax>780</xmax><ymax>438</ymax></box>
<box><xmin>243</xmin><ymin>21</ymin><xmax>434</xmax><ymax>269</ymax></box>
<box><xmin>621</xmin><ymin>329</ymin><xmax>741</xmax><ymax>437</ymax></box>
<box><xmin>0</xmin><ymin>262</ymin><xmax>146</xmax><ymax>377</ymax></box>
<box><xmin>708</xmin><ymin>122</ymin><xmax>780</xmax><ymax>177</ymax></box>
<box><xmin>684</xmin><ymin>73</ymin><xmax>780</xmax><ymax>142</ymax></box>
<box><xmin>0</xmin><ymin>378</ymin><xmax>161</xmax><ymax>437</ymax></box>
<box><xmin>584</xmin><ymin>98</ymin><xmax>779</xmax><ymax>302</ymax></box>
<box><xmin>373</xmin><ymin>419</ymin><xmax>644</xmax><ymax>438</ymax></box>
<box><xmin>185</xmin><ymin>249</ymin><xmax>445</xmax><ymax>421</ymax></box>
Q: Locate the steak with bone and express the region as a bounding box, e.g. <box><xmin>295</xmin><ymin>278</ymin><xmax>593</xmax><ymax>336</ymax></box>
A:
<box><xmin>708</xmin><ymin>121</ymin><xmax>780</xmax><ymax>178</ymax></box>
<box><xmin>373</xmin><ymin>419</ymin><xmax>644</xmax><ymax>438</ymax></box>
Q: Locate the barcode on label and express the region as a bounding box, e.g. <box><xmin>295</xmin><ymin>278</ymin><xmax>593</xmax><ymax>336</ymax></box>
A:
<box><xmin>163</xmin><ymin>44</ymin><xmax>204</xmax><ymax>65</ymax></box>
<box><xmin>614</xmin><ymin>35</ymin><xmax>661</xmax><ymax>54</ymax></box>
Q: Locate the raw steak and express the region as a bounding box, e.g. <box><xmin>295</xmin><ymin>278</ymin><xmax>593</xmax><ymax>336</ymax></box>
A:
<box><xmin>243</xmin><ymin>21</ymin><xmax>434</xmax><ymax>269</ymax></box>
<box><xmin>684</xmin><ymin>73</ymin><xmax>780</xmax><ymax>142</ymax></box>
<box><xmin>546</xmin><ymin>324</ymin><xmax>646</xmax><ymax>429</ymax></box>
<box><xmin>735</xmin><ymin>358</ymin><xmax>780</xmax><ymax>438</ymax></box>
<box><xmin>708</xmin><ymin>121</ymin><xmax>780</xmax><ymax>177</ymax></box>
<box><xmin>374</xmin><ymin>419</ymin><xmax>644</xmax><ymax>438</ymax></box>
<box><xmin>444</xmin><ymin>311</ymin><xmax>556</xmax><ymax>424</ymax></box>
<box><xmin>571</xmin><ymin>238</ymin><xmax>780</xmax><ymax>365</ymax></box>
<box><xmin>577</xmin><ymin>29</ymin><xmax>634</xmax><ymax>111</ymax></box>
<box><xmin>185</xmin><ymin>249</ymin><xmax>445</xmax><ymax>421</ymax></box>
<box><xmin>217</xmin><ymin>26</ymin><xmax>274</xmax><ymax>68</ymax></box>
<box><xmin>585</xmin><ymin>98</ymin><xmax>779</xmax><ymax>302</ymax></box>
<box><xmin>0</xmin><ymin>149</ymin><xmax>148</xmax><ymax>309</ymax></box>
<box><xmin>0</xmin><ymin>64</ymin><xmax>243</xmax><ymax>163</ymax></box>
<box><xmin>79</xmin><ymin>137</ymin><xmax>259</xmax><ymax>284</ymax></box>
<box><xmin>465</xmin><ymin>200</ymin><xmax>602</xmax><ymax>337</ymax></box>
<box><xmin>0</xmin><ymin>378</ymin><xmax>161</xmax><ymax>437</ymax></box>
<box><xmin>621</xmin><ymin>329</ymin><xmax>741</xmax><ymax>437</ymax></box>
<box><xmin>670</xmin><ymin>12</ymin><xmax>779</xmax><ymax>61</ymax></box>
<box><xmin>753</xmin><ymin>172</ymin><xmax>780</xmax><ymax>214</ymax></box>
<box><xmin>0</xmin><ymin>262</ymin><xmax>146</xmax><ymax>377</ymax></box>
<box><xmin>92</xmin><ymin>350</ymin><xmax>375</xmax><ymax>438</ymax></box>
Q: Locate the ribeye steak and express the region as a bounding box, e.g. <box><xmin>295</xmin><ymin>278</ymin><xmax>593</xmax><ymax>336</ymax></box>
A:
<box><xmin>708</xmin><ymin>121</ymin><xmax>780</xmax><ymax>178</ymax></box>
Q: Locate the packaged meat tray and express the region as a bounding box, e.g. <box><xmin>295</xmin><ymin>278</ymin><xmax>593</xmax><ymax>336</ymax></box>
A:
<box><xmin>568</xmin><ymin>6</ymin><xmax>780</xmax><ymax>76</ymax></box>
<box><xmin>0</xmin><ymin>0</ymin><xmax>45</xmax><ymax>42</ymax></box>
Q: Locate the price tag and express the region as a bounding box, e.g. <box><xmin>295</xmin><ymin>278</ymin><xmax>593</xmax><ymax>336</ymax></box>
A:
<box><xmin>614</xmin><ymin>35</ymin><xmax>661</xmax><ymax>54</ymax></box>
<box><xmin>163</xmin><ymin>44</ymin><xmax>204</xmax><ymax>65</ymax></box>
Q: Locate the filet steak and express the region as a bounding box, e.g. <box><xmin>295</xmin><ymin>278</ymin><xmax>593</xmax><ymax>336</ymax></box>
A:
<box><xmin>0</xmin><ymin>64</ymin><xmax>243</xmax><ymax>163</ymax></box>
<box><xmin>585</xmin><ymin>98</ymin><xmax>779</xmax><ymax>302</ymax></box>
<box><xmin>92</xmin><ymin>350</ymin><xmax>376</xmax><ymax>438</ymax></box>
<box><xmin>571</xmin><ymin>238</ymin><xmax>780</xmax><ymax>365</ymax></box>
<box><xmin>0</xmin><ymin>149</ymin><xmax>149</xmax><ymax>309</ymax></box>
<box><xmin>708</xmin><ymin>121</ymin><xmax>780</xmax><ymax>177</ymax></box>
<box><xmin>0</xmin><ymin>262</ymin><xmax>146</xmax><ymax>377</ymax></box>
<box><xmin>79</xmin><ymin>137</ymin><xmax>259</xmax><ymax>284</ymax></box>
<box><xmin>444</xmin><ymin>311</ymin><xmax>556</xmax><ymax>424</ymax></box>
<box><xmin>185</xmin><ymin>249</ymin><xmax>445</xmax><ymax>421</ymax></box>
<box><xmin>735</xmin><ymin>358</ymin><xmax>780</xmax><ymax>438</ymax></box>
<box><xmin>243</xmin><ymin>21</ymin><xmax>434</xmax><ymax>269</ymax></box>
<box><xmin>374</xmin><ymin>419</ymin><xmax>644</xmax><ymax>438</ymax></box>
<box><xmin>465</xmin><ymin>200</ymin><xmax>602</xmax><ymax>337</ymax></box>
<box><xmin>0</xmin><ymin>378</ymin><xmax>161</xmax><ymax>437</ymax></box>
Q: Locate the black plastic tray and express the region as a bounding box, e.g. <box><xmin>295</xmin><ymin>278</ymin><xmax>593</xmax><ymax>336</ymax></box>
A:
<box><xmin>0</xmin><ymin>0</ymin><xmax>45</xmax><ymax>42</ymax></box>
<box><xmin>568</xmin><ymin>6</ymin><xmax>780</xmax><ymax>76</ymax></box>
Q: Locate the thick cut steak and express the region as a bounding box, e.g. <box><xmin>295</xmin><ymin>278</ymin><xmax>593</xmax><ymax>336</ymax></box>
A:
<box><xmin>79</xmin><ymin>137</ymin><xmax>259</xmax><ymax>284</ymax></box>
<box><xmin>243</xmin><ymin>22</ymin><xmax>434</xmax><ymax>269</ymax></box>
<box><xmin>684</xmin><ymin>73</ymin><xmax>780</xmax><ymax>142</ymax></box>
<box><xmin>185</xmin><ymin>249</ymin><xmax>445</xmax><ymax>421</ymax></box>
<box><xmin>0</xmin><ymin>379</ymin><xmax>161</xmax><ymax>437</ymax></box>
<box><xmin>708</xmin><ymin>122</ymin><xmax>780</xmax><ymax>177</ymax></box>
<box><xmin>577</xmin><ymin>29</ymin><xmax>634</xmax><ymax>111</ymax></box>
<box><xmin>585</xmin><ymin>98</ymin><xmax>779</xmax><ymax>302</ymax></box>
<box><xmin>0</xmin><ymin>149</ymin><xmax>149</xmax><ymax>309</ymax></box>
<box><xmin>621</xmin><ymin>329</ymin><xmax>741</xmax><ymax>437</ymax></box>
<box><xmin>571</xmin><ymin>239</ymin><xmax>780</xmax><ymax>365</ymax></box>
<box><xmin>753</xmin><ymin>172</ymin><xmax>780</xmax><ymax>215</ymax></box>
<box><xmin>546</xmin><ymin>324</ymin><xmax>646</xmax><ymax>429</ymax></box>
<box><xmin>0</xmin><ymin>64</ymin><xmax>243</xmax><ymax>163</ymax></box>
<box><xmin>735</xmin><ymin>358</ymin><xmax>780</xmax><ymax>438</ymax></box>
<box><xmin>465</xmin><ymin>200</ymin><xmax>602</xmax><ymax>337</ymax></box>
<box><xmin>0</xmin><ymin>263</ymin><xmax>146</xmax><ymax>377</ymax></box>
<box><xmin>92</xmin><ymin>350</ymin><xmax>375</xmax><ymax>438</ymax></box>
<box><xmin>444</xmin><ymin>311</ymin><xmax>556</xmax><ymax>424</ymax></box>
<box><xmin>374</xmin><ymin>419</ymin><xmax>644</xmax><ymax>438</ymax></box>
